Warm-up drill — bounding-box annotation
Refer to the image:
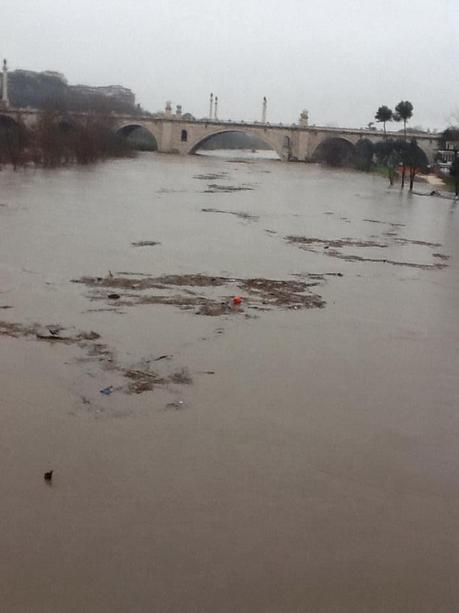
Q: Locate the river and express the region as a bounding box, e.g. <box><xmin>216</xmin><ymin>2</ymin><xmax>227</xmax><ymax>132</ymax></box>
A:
<box><xmin>0</xmin><ymin>151</ymin><xmax>458</xmax><ymax>612</ymax></box>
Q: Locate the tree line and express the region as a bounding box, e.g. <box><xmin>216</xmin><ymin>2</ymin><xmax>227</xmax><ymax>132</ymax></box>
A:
<box><xmin>306</xmin><ymin>99</ymin><xmax>430</xmax><ymax>191</ymax></box>
<box><xmin>317</xmin><ymin>135</ymin><xmax>428</xmax><ymax>191</ymax></box>
<box><xmin>374</xmin><ymin>101</ymin><xmax>459</xmax><ymax>193</ymax></box>
<box><xmin>0</xmin><ymin>111</ymin><xmax>133</xmax><ymax>169</ymax></box>
<box><xmin>373</xmin><ymin>100</ymin><xmax>429</xmax><ymax>189</ymax></box>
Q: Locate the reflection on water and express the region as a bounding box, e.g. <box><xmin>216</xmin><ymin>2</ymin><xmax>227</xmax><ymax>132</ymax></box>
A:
<box><xmin>0</xmin><ymin>152</ymin><xmax>458</xmax><ymax>613</ymax></box>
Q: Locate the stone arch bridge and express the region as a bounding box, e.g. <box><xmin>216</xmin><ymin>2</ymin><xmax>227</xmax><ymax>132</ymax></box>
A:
<box><xmin>0</xmin><ymin>107</ymin><xmax>440</xmax><ymax>163</ymax></box>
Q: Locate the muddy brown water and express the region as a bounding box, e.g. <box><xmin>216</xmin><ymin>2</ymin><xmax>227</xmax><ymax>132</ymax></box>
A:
<box><xmin>0</xmin><ymin>150</ymin><xmax>458</xmax><ymax>613</ymax></box>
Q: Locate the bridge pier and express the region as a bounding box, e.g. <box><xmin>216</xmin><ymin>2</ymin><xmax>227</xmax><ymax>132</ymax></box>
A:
<box><xmin>157</xmin><ymin>120</ymin><xmax>175</xmax><ymax>154</ymax></box>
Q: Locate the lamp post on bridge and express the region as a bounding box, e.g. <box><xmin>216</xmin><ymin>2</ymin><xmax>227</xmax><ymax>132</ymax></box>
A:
<box><xmin>262</xmin><ymin>96</ymin><xmax>267</xmax><ymax>123</ymax></box>
<box><xmin>209</xmin><ymin>93</ymin><xmax>213</xmax><ymax>120</ymax></box>
<box><xmin>1</xmin><ymin>59</ymin><xmax>9</xmax><ymax>107</ymax></box>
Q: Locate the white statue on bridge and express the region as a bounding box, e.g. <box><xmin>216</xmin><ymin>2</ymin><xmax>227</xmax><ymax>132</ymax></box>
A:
<box><xmin>299</xmin><ymin>109</ymin><xmax>309</xmax><ymax>127</ymax></box>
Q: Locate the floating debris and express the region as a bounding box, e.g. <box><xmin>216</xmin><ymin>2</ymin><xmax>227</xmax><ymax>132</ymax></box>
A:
<box><xmin>201</xmin><ymin>207</ymin><xmax>259</xmax><ymax>222</ymax></box>
<box><xmin>165</xmin><ymin>400</ymin><xmax>186</xmax><ymax>410</ymax></box>
<box><xmin>0</xmin><ymin>321</ymin><xmax>100</xmax><ymax>343</ymax></box>
<box><xmin>286</xmin><ymin>236</ymin><xmax>387</xmax><ymax>249</ymax></box>
<box><xmin>131</xmin><ymin>241</ymin><xmax>161</xmax><ymax>247</ymax></box>
<box><xmin>193</xmin><ymin>173</ymin><xmax>228</xmax><ymax>180</ymax></box>
<box><xmin>394</xmin><ymin>238</ymin><xmax>441</xmax><ymax>247</ymax></box>
<box><xmin>0</xmin><ymin>318</ymin><xmax>192</xmax><ymax>396</ymax></box>
<box><xmin>169</xmin><ymin>368</ymin><xmax>193</xmax><ymax>385</ymax></box>
<box><xmin>74</xmin><ymin>272</ymin><xmax>326</xmax><ymax>314</ymax></box>
<box><xmin>285</xmin><ymin>234</ymin><xmax>448</xmax><ymax>270</ymax></box>
<box><xmin>433</xmin><ymin>253</ymin><xmax>450</xmax><ymax>260</ymax></box>
<box><xmin>204</xmin><ymin>184</ymin><xmax>254</xmax><ymax>193</ymax></box>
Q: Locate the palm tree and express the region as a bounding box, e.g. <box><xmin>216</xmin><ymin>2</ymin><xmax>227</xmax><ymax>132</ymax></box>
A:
<box><xmin>375</xmin><ymin>106</ymin><xmax>393</xmax><ymax>139</ymax></box>
<box><xmin>393</xmin><ymin>101</ymin><xmax>414</xmax><ymax>189</ymax></box>
<box><xmin>394</xmin><ymin>101</ymin><xmax>414</xmax><ymax>141</ymax></box>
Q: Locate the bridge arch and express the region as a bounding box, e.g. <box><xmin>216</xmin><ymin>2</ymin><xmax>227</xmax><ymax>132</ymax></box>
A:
<box><xmin>115</xmin><ymin>123</ymin><xmax>159</xmax><ymax>151</ymax></box>
<box><xmin>187</xmin><ymin>129</ymin><xmax>283</xmax><ymax>159</ymax></box>
<box><xmin>406</xmin><ymin>141</ymin><xmax>430</xmax><ymax>168</ymax></box>
<box><xmin>312</xmin><ymin>136</ymin><xmax>356</xmax><ymax>166</ymax></box>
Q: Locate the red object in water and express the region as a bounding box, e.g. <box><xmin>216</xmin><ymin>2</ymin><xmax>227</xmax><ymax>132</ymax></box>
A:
<box><xmin>233</xmin><ymin>295</ymin><xmax>242</xmax><ymax>305</ymax></box>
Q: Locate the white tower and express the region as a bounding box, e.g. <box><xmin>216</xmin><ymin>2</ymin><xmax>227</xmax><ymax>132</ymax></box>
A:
<box><xmin>2</xmin><ymin>59</ymin><xmax>9</xmax><ymax>106</ymax></box>
<box><xmin>214</xmin><ymin>96</ymin><xmax>218</xmax><ymax>120</ymax></box>
<box><xmin>262</xmin><ymin>96</ymin><xmax>267</xmax><ymax>123</ymax></box>
<box><xmin>209</xmin><ymin>93</ymin><xmax>213</xmax><ymax>119</ymax></box>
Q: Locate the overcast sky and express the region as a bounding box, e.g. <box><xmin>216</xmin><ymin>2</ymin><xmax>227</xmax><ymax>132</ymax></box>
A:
<box><xmin>1</xmin><ymin>0</ymin><xmax>457</xmax><ymax>129</ymax></box>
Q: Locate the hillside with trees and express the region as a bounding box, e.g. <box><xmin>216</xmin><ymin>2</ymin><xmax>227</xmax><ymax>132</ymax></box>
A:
<box><xmin>6</xmin><ymin>69</ymin><xmax>146</xmax><ymax>115</ymax></box>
